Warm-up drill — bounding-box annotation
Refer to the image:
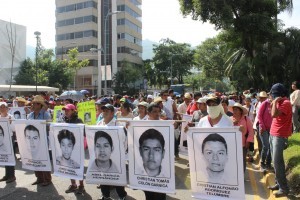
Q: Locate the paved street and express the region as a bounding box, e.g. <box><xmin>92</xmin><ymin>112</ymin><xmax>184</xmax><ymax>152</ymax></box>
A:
<box><xmin>0</xmin><ymin>152</ymin><xmax>280</xmax><ymax>200</ymax></box>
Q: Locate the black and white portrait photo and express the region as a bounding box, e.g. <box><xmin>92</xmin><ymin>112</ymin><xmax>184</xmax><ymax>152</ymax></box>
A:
<box><xmin>138</xmin><ymin>128</ymin><xmax>165</xmax><ymax>177</ymax></box>
<box><xmin>13</xmin><ymin>111</ymin><xmax>21</xmax><ymax>119</ymax></box>
<box><xmin>128</xmin><ymin>120</ymin><xmax>175</xmax><ymax>194</ymax></box>
<box><xmin>0</xmin><ymin>119</ymin><xmax>15</xmax><ymax>166</ymax></box>
<box><xmin>89</xmin><ymin>131</ymin><xmax>119</xmax><ymax>173</ymax></box>
<box><xmin>8</xmin><ymin>107</ymin><xmax>26</xmax><ymax>119</ymax></box>
<box><xmin>14</xmin><ymin>120</ymin><xmax>51</xmax><ymax>171</ymax></box>
<box><xmin>56</xmin><ymin>129</ymin><xmax>80</xmax><ymax>169</ymax></box>
<box><xmin>187</xmin><ymin>127</ymin><xmax>245</xmax><ymax>200</ymax></box>
<box><xmin>50</xmin><ymin>123</ymin><xmax>85</xmax><ymax>180</ymax></box>
<box><xmin>85</xmin><ymin>126</ymin><xmax>127</xmax><ymax>186</ymax></box>
<box><xmin>84</xmin><ymin>112</ymin><xmax>91</xmax><ymax>123</ymax></box>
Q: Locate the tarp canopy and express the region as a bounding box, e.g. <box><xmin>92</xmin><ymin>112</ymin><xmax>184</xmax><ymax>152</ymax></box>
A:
<box><xmin>0</xmin><ymin>85</ymin><xmax>59</xmax><ymax>92</ymax></box>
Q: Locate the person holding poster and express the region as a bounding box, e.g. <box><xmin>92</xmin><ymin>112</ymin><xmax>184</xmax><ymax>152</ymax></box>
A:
<box><xmin>0</xmin><ymin>102</ymin><xmax>16</xmax><ymax>183</ymax></box>
<box><xmin>62</xmin><ymin>103</ymin><xmax>85</xmax><ymax>195</ymax></box>
<box><xmin>97</xmin><ymin>103</ymin><xmax>127</xmax><ymax>200</ymax></box>
<box><xmin>197</xmin><ymin>95</ymin><xmax>233</xmax><ymax>128</ymax></box>
<box><xmin>142</xmin><ymin>102</ymin><xmax>167</xmax><ymax>200</ymax></box>
<box><xmin>27</xmin><ymin>95</ymin><xmax>52</xmax><ymax>186</ymax></box>
<box><xmin>201</xmin><ymin>133</ymin><xmax>229</xmax><ymax>184</ymax></box>
<box><xmin>90</xmin><ymin>131</ymin><xmax>119</xmax><ymax>173</ymax></box>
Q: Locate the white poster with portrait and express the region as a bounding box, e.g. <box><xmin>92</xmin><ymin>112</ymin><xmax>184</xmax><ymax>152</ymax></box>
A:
<box><xmin>8</xmin><ymin>107</ymin><xmax>27</xmax><ymax>119</ymax></box>
<box><xmin>128</xmin><ymin>120</ymin><xmax>175</xmax><ymax>194</ymax></box>
<box><xmin>179</xmin><ymin>114</ymin><xmax>193</xmax><ymax>156</ymax></box>
<box><xmin>187</xmin><ymin>127</ymin><xmax>245</xmax><ymax>200</ymax></box>
<box><xmin>14</xmin><ymin>120</ymin><xmax>51</xmax><ymax>171</ymax></box>
<box><xmin>49</xmin><ymin>123</ymin><xmax>85</xmax><ymax>180</ymax></box>
<box><xmin>0</xmin><ymin>119</ymin><xmax>15</xmax><ymax>166</ymax></box>
<box><xmin>85</xmin><ymin>126</ymin><xmax>127</xmax><ymax>186</ymax></box>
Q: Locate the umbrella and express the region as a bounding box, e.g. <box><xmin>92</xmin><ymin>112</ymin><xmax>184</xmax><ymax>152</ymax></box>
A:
<box><xmin>59</xmin><ymin>90</ymin><xmax>84</xmax><ymax>101</ymax></box>
<box><xmin>80</xmin><ymin>89</ymin><xmax>89</xmax><ymax>94</ymax></box>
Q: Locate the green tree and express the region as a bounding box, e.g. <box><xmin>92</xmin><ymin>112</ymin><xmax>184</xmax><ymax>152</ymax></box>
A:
<box><xmin>112</xmin><ymin>60</ymin><xmax>143</xmax><ymax>95</ymax></box>
<box><xmin>152</xmin><ymin>38</ymin><xmax>195</xmax><ymax>87</ymax></box>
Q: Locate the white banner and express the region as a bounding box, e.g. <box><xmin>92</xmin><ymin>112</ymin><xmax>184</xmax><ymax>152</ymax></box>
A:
<box><xmin>0</xmin><ymin>119</ymin><xmax>15</xmax><ymax>166</ymax></box>
<box><xmin>128</xmin><ymin>120</ymin><xmax>175</xmax><ymax>194</ymax></box>
<box><xmin>179</xmin><ymin>114</ymin><xmax>192</xmax><ymax>156</ymax></box>
<box><xmin>14</xmin><ymin>120</ymin><xmax>51</xmax><ymax>171</ymax></box>
<box><xmin>85</xmin><ymin>126</ymin><xmax>127</xmax><ymax>186</ymax></box>
<box><xmin>49</xmin><ymin>123</ymin><xmax>85</xmax><ymax>180</ymax></box>
<box><xmin>8</xmin><ymin>107</ymin><xmax>27</xmax><ymax>119</ymax></box>
<box><xmin>187</xmin><ymin>127</ymin><xmax>245</xmax><ymax>200</ymax></box>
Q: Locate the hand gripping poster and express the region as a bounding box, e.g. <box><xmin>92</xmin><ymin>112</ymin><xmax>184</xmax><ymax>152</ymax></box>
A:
<box><xmin>49</xmin><ymin>123</ymin><xmax>85</xmax><ymax>180</ymax></box>
<box><xmin>8</xmin><ymin>107</ymin><xmax>27</xmax><ymax>119</ymax></box>
<box><xmin>127</xmin><ymin>120</ymin><xmax>175</xmax><ymax>194</ymax></box>
<box><xmin>179</xmin><ymin>114</ymin><xmax>193</xmax><ymax>156</ymax></box>
<box><xmin>14</xmin><ymin>120</ymin><xmax>51</xmax><ymax>171</ymax></box>
<box><xmin>187</xmin><ymin>127</ymin><xmax>245</xmax><ymax>200</ymax></box>
<box><xmin>85</xmin><ymin>126</ymin><xmax>127</xmax><ymax>186</ymax></box>
<box><xmin>0</xmin><ymin>119</ymin><xmax>15</xmax><ymax>166</ymax></box>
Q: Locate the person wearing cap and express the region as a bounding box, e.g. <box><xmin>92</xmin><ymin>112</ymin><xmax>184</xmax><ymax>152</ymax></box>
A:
<box><xmin>290</xmin><ymin>81</ymin><xmax>300</xmax><ymax>133</ymax></box>
<box><xmin>27</xmin><ymin>95</ymin><xmax>52</xmax><ymax>186</ymax></box>
<box><xmin>0</xmin><ymin>102</ymin><xmax>16</xmax><ymax>183</ymax></box>
<box><xmin>95</xmin><ymin>97</ymin><xmax>111</xmax><ymax>122</ymax></box>
<box><xmin>96</xmin><ymin>103</ymin><xmax>127</xmax><ymax>200</ymax></box>
<box><xmin>197</xmin><ymin>95</ymin><xmax>233</xmax><ymax>128</ymax></box>
<box><xmin>231</xmin><ymin>103</ymin><xmax>254</xmax><ymax>171</ymax></box>
<box><xmin>153</xmin><ymin>97</ymin><xmax>167</xmax><ymax>120</ymax></box>
<box><xmin>61</xmin><ymin>104</ymin><xmax>86</xmax><ymax>194</ymax></box>
<box><xmin>146</xmin><ymin>95</ymin><xmax>154</xmax><ymax>104</ymax></box>
<box><xmin>192</xmin><ymin>97</ymin><xmax>208</xmax><ymax>123</ymax></box>
<box><xmin>113</xmin><ymin>94</ymin><xmax>122</xmax><ymax>108</ymax></box>
<box><xmin>177</xmin><ymin>93</ymin><xmax>192</xmax><ymax>116</ymax></box>
<box><xmin>133</xmin><ymin>101</ymin><xmax>149</xmax><ymax>120</ymax></box>
<box><xmin>257</xmin><ymin>93</ymin><xmax>272</xmax><ymax>172</ymax></box>
<box><xmin>267</xmin><ymin>83</ymin><xmax>292</xmax><ymax>197</ymax></box>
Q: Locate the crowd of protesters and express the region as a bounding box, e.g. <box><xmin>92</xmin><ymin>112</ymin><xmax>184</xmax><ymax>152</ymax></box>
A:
<box><xmin>0</xmin><ymin>80</ymin><xmax>299</xmax><ymax>199</ymax></box>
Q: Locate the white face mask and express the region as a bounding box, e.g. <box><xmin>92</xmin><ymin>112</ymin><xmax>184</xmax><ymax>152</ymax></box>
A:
<box><xmin>207</xmin><ymin>105</ymin><xmax>222</xmax><ymax>119</ymax></box>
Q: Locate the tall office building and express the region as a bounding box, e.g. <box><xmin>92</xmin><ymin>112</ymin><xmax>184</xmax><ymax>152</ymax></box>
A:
<box><xmin>55</xmin><ymin>0</ymin><xmax>142</xmax><ymax>95</ymax></box>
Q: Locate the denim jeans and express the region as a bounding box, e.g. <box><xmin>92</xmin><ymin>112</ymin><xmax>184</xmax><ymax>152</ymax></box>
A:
<box><xmin>269</xmin><ymin>135</ymin><xmax>289</xmax><ymax>191</ymax></box>
<box><xmin>259</xmin><ymin>131</ymin><xmax>271</xmax><ymax>165</ymax></box>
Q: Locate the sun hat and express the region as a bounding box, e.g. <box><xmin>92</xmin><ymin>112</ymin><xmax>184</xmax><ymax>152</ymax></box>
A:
<box><xmin>147</xmin><ymin>95</ymin><xmax>154</xmax><ymax>99</ymax></box>
<box><xmin>138</xmin><ymin>101</ymin><xmax>149</xmax><ymax>108</ymax></box>
<box><xmin>0</xmin><ymin>102</ymin><xmax>8</xmax><ymax>107</ymax></box>
<box><xmin>184</xmin><ymin>93</ymin><xmax>192</xmax><ymax>99</ymax></box>
<box><xmin>154</xmin><ymin>97</ymin><xmax>164</xmax><ymax>103</ymax></box>
<box><xmin>232</xmin><ymin>103</ymin><xmax>248</xmax><ymax>116</ymax></box>
<box><xmin>31</xmin><ymin>95</ymin><xmax>47</xmax><ymax>107</ymax></box>
<box><xmin>17</xmin><ymin>97</ymin><xmax>27</xmax><ymax>103</ymax></box>
<box><xmin>258</xmin><ymin>91</ymin><xmax>268</xmax><ymax>98</ymax></box>
<box><xmin>197</xmin><ymin>97</ymin><xmax>207</xmax><ymax>104</ymax></box>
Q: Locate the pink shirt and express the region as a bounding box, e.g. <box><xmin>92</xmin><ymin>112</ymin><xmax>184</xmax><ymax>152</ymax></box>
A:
<box><xmin>257</xmin><ymin>100</ymin><xmax>272</xmax><ymax>132</ymax></box>
<box><xmin>231</xmin><ymin>116</ymin><xmax>254</xmax><ymax>147</ymax></box>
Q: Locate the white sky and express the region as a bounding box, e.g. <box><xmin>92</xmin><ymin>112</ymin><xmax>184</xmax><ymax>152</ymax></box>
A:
<box><xmin>0</xmin><ymin>0</ymin><xmax>299</xmax><ymax>48</ymax></box>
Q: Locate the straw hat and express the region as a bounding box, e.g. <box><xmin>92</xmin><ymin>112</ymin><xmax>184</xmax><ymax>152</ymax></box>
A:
<box><xmin>184</xmin><ymin>93</ymin><xmax>192</xmax><ymax>99</ymax></box>
<box><xmin>258</xmin><ymin>91</ymin><xmax>268</xmax><ymax>98</ymax></box>
<box><xmin>31</xmin><ymin>95</ymin><xmax>47</xmax><ymax>107</ymax></box>
<box><xmin>232</xmin><ymin>103</ymin><xmax>248</xmax><ymax>116</ymax></box>
<box><xmin>17</xmin><ymin>97</ymin><xmax>27</xmax><ymax>103</ymax></box>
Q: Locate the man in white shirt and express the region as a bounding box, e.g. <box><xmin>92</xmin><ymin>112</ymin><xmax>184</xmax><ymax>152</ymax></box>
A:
<box><xmin>177</xmin><ymin>93</ymin><xmax>191</xmax><ymax>115</ymax></box>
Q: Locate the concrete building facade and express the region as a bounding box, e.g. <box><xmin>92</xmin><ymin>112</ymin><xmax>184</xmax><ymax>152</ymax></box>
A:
<box><xmin>0</xmin><ymin>19</ymin><xmax>26</xmax><ymax>85</ymax></box>
<box><xmin>55</xmin><ymin>0</ymin><xmax>142</xmax><ymax>96</ymax></box>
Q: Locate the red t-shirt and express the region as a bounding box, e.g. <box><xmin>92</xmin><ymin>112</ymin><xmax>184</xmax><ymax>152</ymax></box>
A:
<box><xmin>270</xmin><ymin>98</ymin><xmax>292</xmax><ymax>138</ymax></box>
<box><xmin>186</xmin><ymin>101</ymin><xmax>198</xmax><ymax>115</ymax></box>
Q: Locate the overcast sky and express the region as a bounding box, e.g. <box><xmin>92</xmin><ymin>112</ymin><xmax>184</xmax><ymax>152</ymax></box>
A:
<box><xmin>0</xmin><ymin>0</ymin><xmax>299</xmax><ymax>48</ymax></box>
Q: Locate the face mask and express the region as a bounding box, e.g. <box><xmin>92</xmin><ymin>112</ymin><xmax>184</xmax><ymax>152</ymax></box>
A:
<box><xmin>207</xmin><ymin>104</ymin><xmax>221</xmax><ymax>119</ymax></box>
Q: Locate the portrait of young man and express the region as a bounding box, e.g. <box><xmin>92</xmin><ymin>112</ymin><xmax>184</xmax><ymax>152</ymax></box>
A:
<box><xmin>138</xmin><ymin>128</ymin><xmax>166</xmax><ymax>177</ymax></box>
<box><xmin>0</xmin><ymin>125</ymin><xmax>8</xmax><ymax>154</ymax></box>
<box><xmin>23</xmin><ymin>125</ymin><xmax>43</xmax><ymax>160</ymax></box>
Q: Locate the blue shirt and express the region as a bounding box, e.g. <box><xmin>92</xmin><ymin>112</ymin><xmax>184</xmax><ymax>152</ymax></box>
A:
<box><xmin>27</xmin><ymin>110</ymin><xmax>52</xmax><ymax>121</ymax></box>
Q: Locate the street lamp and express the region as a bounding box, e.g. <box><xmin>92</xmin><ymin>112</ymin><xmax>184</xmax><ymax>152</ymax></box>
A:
<box><xmin>170</xmin><ymin>54</ymin><xmax>183</xmax><ymax>85</ymax></box>
<box><xmin>103</xmin><ymin>10</ymin><xmax>123</xmax><ymax>95</ymax></box>
<box><xmin>34</xmin><ymin>31</ymin><xmax>41</xmax><ymax>94</ymax></box>
<box><xmin>90</xmin><ymin>47</ymin><xmax>104</xmax><ymax>97</ymax></box>
<box><xmin>61</xmin><ymin>42</ymin><xmax>77</xmax><ymax>60</ymax></box>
